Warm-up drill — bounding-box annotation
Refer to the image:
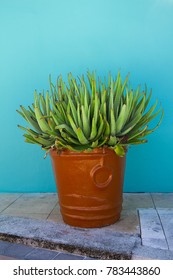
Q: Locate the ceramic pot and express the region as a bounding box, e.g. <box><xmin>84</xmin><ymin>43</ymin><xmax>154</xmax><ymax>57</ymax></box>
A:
<box><xmin>50</xmin><ymin>147</ymin><xmax>126</xmax><ymax>228</ymax></box>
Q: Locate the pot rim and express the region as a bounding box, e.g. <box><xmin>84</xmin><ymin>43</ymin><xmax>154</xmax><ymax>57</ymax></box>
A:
<box><xmin>50</xmin><ymin>147</ymin><xmax>127</xmax><ymax>156</ymax></box>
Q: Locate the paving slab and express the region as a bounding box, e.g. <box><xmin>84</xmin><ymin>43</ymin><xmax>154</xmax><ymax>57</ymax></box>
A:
<box><xmin>106</xmin><ymin>209</ymin><xmax>140</xmax><ymax>234</ymax></box>
<box><xmin>0</xmin><ymin>240</ymin><xmax>88</xmax><ymax>260</ymax></box>
<box><xmin>1</xmin><ymin>193</ymin><xmax>57</xmax><ymax>215</ymax></box>
<box><xmin>123</xmin><ymin>193</ymin><xmax>154</xmax><ymax>210</ymax></box>
<box><xmin>0</xmin><ymin>240</ymin><xmax>13</xmax><ymax>254</ymax></box>
<box><xmin>2</xmin><ymin>213</ymin><xmax>48</xmax><ymax>220</ymax></box>
<box><xmin>151</xmin><ymin>193</ymin><xmax>173</xmax><ymax>208</ymax></box>
<box><xmin>2</xmin><ymin>242</ymin><xmax>35</xmax><ymax>259</ymax></box>
<box><xmin>0</xmin><ymin>194</ymin><xmax>22</xmax><ymax>212</ymax></box>
<box><xmin>24</xmin><ymin>248</ymin><xmax>59</xmax><ymax>260</ymax></box>
<box><xmin>53</xmin><ymin>252</ymin><xmax>84</xmax><ymax>260</ymax></box>
<box><xmin>0</xmin><ymin>254</ymin><xmax>16</xmax><ymax>260</ymax></box>
<box><xmin>132</xmin><ymin>245</ymin><xmax>173</xmax><ymax>260</ymax></box>
<box><xmin>0</xmin><ymin>215</ymin><xmax>140</xmax><ymax>260</ymax></box>
<box><xmin>138</xmin><ymin>208</ymin><xmax>168</xmax><ymax>250</ymax></box>
<box><xmin>157</xmin><ymin>208</ymin><xmax>173</xmax><ymax>250</ymax></box>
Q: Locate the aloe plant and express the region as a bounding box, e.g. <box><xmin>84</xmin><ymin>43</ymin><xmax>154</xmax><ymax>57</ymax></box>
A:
<box><xmin>17</xmin><ymin>71</ymin><xmax>163</xmax><ymax>157</ymax></box>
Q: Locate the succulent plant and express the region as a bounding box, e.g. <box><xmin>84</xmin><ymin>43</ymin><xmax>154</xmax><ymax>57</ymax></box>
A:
<box><xmin>17</xmin><ymin>71</ymin><xmax>163</xmax><ymax>157</ymax></box>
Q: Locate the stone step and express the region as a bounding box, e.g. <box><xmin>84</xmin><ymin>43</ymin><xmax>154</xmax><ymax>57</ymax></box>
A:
<box><xmin>138</xmin><ymin>208</ymin><xmax>173</xmax><ymax>250</ymax></box>
<box><xmin>0</xmin><ymin>215</ymin><xmax>140</xmax><ymax>260</ymax></box>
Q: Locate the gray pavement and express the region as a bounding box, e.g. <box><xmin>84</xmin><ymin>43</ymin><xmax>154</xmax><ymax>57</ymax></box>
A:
<box><xmin>0</xmin><ymin>240</ymin><xmax>88</xmax><ymax>260</ymax></box>
<box><xmin>0</xmin><ymin>193</ymin><xmax>173</xmax><ymax>260</ymax></box>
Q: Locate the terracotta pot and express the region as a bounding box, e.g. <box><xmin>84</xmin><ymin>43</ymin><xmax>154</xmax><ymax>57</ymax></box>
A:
<box><xmin>50</xmin><ymin>147</ymin><xmax>126</xmax><ymax>228</ymax></box>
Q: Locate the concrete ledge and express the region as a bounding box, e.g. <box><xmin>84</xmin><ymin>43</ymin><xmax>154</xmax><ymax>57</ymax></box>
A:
<box><xmin>0</xmin><ymin>215</ymin><xmax>140</xmax><ymax>260</ymax></box>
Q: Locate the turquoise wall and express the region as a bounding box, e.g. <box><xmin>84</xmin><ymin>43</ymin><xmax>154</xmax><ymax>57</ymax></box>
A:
<box><xmin>0</xmin><ymin>0</ymin><xmax>173</xmax><ymax>193</ymax></box>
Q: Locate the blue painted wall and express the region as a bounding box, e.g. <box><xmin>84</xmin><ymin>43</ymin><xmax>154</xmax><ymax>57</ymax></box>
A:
<box><xmin>0</xmin><ymin>0</ymin><xmax>173</xmax><ymax>193</ymax></box>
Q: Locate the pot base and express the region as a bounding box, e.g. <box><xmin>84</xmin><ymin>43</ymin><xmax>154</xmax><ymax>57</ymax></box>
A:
<box><xmin>62</xmin><ymin>213</ymin><xmax>121</xmax><ymax>228</ymax></box>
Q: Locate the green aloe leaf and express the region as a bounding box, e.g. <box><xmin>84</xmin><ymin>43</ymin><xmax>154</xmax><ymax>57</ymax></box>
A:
<box><xmin>91</xmin><ymin>140</ymin><xmax>99</xmax><ymax>148</ymax></box>
<box><xmin>55</xmin><ymin>124</ymin><xmax>76</xmax><ymax>138</ymax></box>
<box><xmin>117</xmin><ymin>113</ymin><xmax>142</xmax><ymax>136</ymax></box>
<box><xmin>104</xmin><ymin>120</ymin><xmax>110</xmax><ymax>137</ymax></box>
<box><xmin>90</xmin><ymin>117</ymin><xmax>97</xmax><ymax>140</ymax></box>
<box><xmin>77</xmin><ymin>103</ymin><xmax>83</xmax><ymax>128</ymax></box>
<box><xmin>128</xmin><ymin>125</ymin><xmax>148</xmax><ymax>141</ymax></box>
<box><xmin>67</xmin><ymin>94</ymin><xmax>78</xmax><ymax>125</ymax></box>
<box><xmin>16</xmin><ymin>109</ymin><xmax>26</xmax><ymax>120</ymax></box>
<box><xmin>97</xmin><ymin>113</ymin><xmax>106</xmax><ymax>139</ymax></box>
<box><xmin>114</xmin><ymin>145</ymin><xmax>125</xmax><ymax>157</ymax></box>
<box><xmin>93</xmin><ymin>92</ymin><xmax>100</xmax><ymax>125</ymax></box>
<box><xmin>116</xmin><ymin>104</ymin><xmax>128</xmax><ymax>133</ymax></box>
<box><xmin>75</xmin><ymin>127</ymin><xmax>89</xmax><ymax>144</ymax></box>
<box><xmin>110</xmin><ymin>108</ymin><xmax>116</xmax><ymax>136</ymax></box>
<box><xmin>34</xmin><ymin>107</ymin><xmax>50</xmax><ymax>133</ymax></box>
<box><xmin>39</xmin><ymin>94</ymin><xmax>47</xmax><ymax>115</ymax></box>
<box><xmin>81</xmin><ymin>105</ymin><xmax>90</xmax><ymax>138</ymax></box>
<box><xmin>20</xmin><ymin>106</ymin><xmax>42</xmax><ymax>133</ymax></box>
<box><xmin>108</xmin><ymin>136</ymin><xmax>117</xmax><ymax>146</ymax></box>
<box><xmin>127</xmin><ymin>138</ymin><xmax>148</xmax><ymax>145</ymax></box>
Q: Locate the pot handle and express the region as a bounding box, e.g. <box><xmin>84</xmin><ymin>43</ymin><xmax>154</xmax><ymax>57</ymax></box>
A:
<box><xmin>90</xmin><ymin>164</ymin><xmax>112</xmax><ymax>189</ymax></box>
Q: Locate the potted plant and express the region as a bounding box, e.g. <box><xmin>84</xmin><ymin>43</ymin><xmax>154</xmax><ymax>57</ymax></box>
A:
<box><xmin>17</xmin><ymin>71</ymin><xmax>163</xmax><ymax>228</ymax></box>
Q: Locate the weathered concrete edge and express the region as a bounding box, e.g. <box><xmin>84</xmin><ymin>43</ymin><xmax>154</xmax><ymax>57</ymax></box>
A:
<box><xmin>0</xmin><ymin>215</ymin><xmax>141</xmax><ymax>260</ymax></box>
<box><xmin>0</xmin><ymin>232</ymin><xmax>132</xmax><ymax>260</ymax></box>
<box><xmin>1</xmin><ymin>232</ymin><xmax>173</xmax><ymax>260</ymax></box>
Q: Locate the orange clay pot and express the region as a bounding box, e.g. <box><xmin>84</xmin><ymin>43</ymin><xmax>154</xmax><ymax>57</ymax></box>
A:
<box><xmin>50</xmin><ymin>147</ymin><xmax>126</xmax><ymax>228</ymax></box>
